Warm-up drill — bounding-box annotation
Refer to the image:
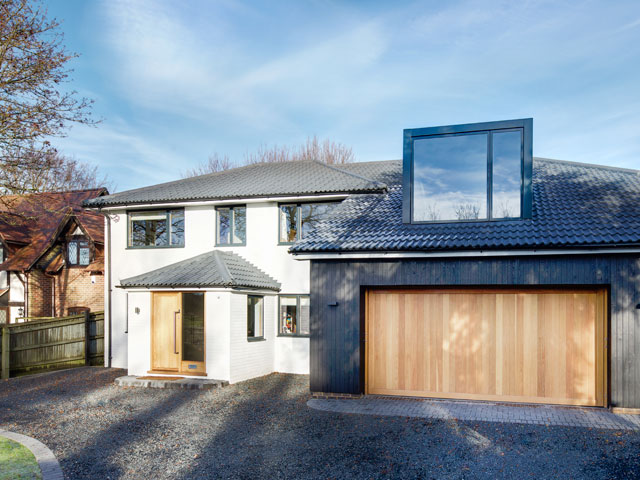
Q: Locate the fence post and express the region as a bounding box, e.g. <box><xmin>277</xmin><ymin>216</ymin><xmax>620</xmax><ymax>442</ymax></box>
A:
<box><xmin>84</xmin><ymin>311</ymin><xmax>91</xmax><ymax>367</ymax></box>
<box><xmin>1</xmin><ymin>327</ymin><xmax>9</xmax><ymax>379</ymax></box>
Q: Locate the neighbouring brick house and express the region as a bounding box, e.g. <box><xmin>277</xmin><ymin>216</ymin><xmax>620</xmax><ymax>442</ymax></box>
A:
<box><xmin>0</xmin><ymin>189</ymin><xmax>107</xmax><ymax>323</ymax></box>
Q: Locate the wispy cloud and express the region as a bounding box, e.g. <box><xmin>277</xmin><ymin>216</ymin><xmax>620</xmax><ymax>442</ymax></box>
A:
<box><xmin>46</xmin><ymin>0</ymin><xmax>640</xmax><ymax>190</ymax></box>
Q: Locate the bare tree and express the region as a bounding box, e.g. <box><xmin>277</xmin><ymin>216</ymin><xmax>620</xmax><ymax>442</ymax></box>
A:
<box><xmin>0</xmin><ymin>0</ymin><xmax>97</xmax><ymax>197</ymax></box>
<box><xmin>184</xmin><ymin>136</ymin><xmax>355</xmax><ymax>177</ymax></box>
<box><xmin>245</xmin><ymin>136</ymin><xmax>354</xmax><ymax>165</ymax></box>
<box><xmin>455</xmin><ymin>203</ymin><xmax>480</xmax><ymax>220</ymax></box>
<box><xmin>1</xmin><ymin>151</ymin><xmax>112</xmax><ymax>194</ymax></box>
<box><xmin>243</xmin><ymin>143</ymin><xmax>293</xmax><ymax>165</ymax></box>
<box><xmin>296</xmin><ymin>135</ymin><xmax>354</xmax><ymax>165</ymax></box>
<box><xmin>181</xmin><ymin>153</ymin><xmax>234</xmax><ymax>178</ymax></box>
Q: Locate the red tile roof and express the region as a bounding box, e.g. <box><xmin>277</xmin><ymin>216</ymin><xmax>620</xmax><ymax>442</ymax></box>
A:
<box><xmin>0</xmin><ymin>189</ymin><xmax>106</xmax><ymax>272</ymax></box>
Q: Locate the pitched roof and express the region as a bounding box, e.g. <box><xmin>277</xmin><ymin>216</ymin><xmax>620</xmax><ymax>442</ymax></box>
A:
<box><xmin>0</xmin><ymin>189</ymin><xmax>106</xmax><ymax>271</ymax></box>
<box><xmin>290</xmin><ymin>158</ymin><xmax>640</xmax><ymax>253</ymax></box>
<box><xmin>83</xmin><ymin>161</ymin><xmax>387</xmax><ymax>208</ymax></box>
<box><xmin>119</xmin><ymin>250</ymin><xmax>281</xmax><ymax>291</ymax></box>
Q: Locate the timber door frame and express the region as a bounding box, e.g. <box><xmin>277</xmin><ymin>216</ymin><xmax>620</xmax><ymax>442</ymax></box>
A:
<box><xmin>150</xmin><ymin>291</ymin><xmax>207</xmax><ymax>376</ymax></box>
<box><xmin>364</xmin><ymin>286</ymin><xmax>608</xmax><ymax>407</ymax></box>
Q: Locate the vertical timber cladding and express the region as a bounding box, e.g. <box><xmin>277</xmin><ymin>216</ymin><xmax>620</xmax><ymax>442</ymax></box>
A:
<box><xmin>365</xmin><ymin>288</ymin><xmax>607</xmax><ymax>406</ymax></box>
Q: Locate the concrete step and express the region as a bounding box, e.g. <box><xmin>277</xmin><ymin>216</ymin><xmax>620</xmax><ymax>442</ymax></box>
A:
<box><xmin>115</xmin><ymin>375</ymin><xmax>229</xmax><ymax>390</ymax></box>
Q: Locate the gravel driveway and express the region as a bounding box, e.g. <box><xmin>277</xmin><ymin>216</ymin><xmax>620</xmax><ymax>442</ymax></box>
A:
<box><xmin>0</xmin><ymin>367</ymin><xmax>639</xmax><ymax>479</ymax></box>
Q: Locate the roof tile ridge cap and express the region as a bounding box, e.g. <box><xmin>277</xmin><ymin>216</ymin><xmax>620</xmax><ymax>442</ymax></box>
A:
<box><xmin>535</xmin><ymin>157</ymin><xmax>640</xmax><ymax>174</ymax></box>
<box><xmin>88</xmin><ymin>165</ymin><xmax>256</xmax><ymax>201</ymax></box>
<box><xmin>212</xmin><ymin>250</ymin><xmax>235</xmax><ymax>286</ymax></box>
<box><xmin>313</xmin><ymin>160</ymin><xmax>388</xmax><ymax>189</ymax></box>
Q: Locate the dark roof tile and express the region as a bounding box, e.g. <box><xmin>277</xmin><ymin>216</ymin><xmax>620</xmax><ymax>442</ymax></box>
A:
<box><xmin>291</xmin><ymin>158</ymin><xmax>640</xmax><ymax>252</ymax></box>
<box><xmin>119</xmin><ymin>250</ymin><xmax>281</xmax><ymax>290</ymax></box>
<box><xmin>84</xmin><ymin>161</ymin><xmax>387</xmax><ymax>208</ymax></box>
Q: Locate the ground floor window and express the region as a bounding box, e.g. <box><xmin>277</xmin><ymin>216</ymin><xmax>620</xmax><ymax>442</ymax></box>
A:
<box><xmin>279</xmin><ymin>295</ymin><xmax>310</xmax><ymax>336</ymax></box>
<box><xmin>247</xmin><ymin>295</ymin><xmax>264</xmax><ymax>339</ymax></box>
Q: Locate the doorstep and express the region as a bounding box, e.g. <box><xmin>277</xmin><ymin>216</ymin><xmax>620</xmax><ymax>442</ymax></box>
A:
<box><xmin>115</xmin><ymin>375</ymin><xmax>228</xmax><ymax>390</ymax></box>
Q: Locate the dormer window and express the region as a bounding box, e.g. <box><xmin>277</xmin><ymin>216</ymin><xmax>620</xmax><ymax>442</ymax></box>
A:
<box><xmin>68</xmin><ymin>238</ymin><xmax>90</xmax><ymax>266</ymax></box>
<box><xmin>403</xmin><ymin>119</ymin><xmax>532</xmax><ymax>223</ymax></box>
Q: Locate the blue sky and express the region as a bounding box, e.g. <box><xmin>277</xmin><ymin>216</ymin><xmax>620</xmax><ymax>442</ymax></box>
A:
<box><xmin>47</xmin><ymin>0</ymin><xmax>640</xmax><ymax>192</ymax></box>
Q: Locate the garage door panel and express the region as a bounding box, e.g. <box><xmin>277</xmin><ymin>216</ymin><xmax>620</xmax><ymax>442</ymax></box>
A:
<box><xmin>366</xmin><ymin>289</ymin><xmax>605</xmax><ymax>406</ymax></box>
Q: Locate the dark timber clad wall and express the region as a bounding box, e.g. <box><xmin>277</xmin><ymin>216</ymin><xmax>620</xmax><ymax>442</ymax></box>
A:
<box><xmin>309</xmin><ymin>255</ymin><xmax>640</xmax><ymax>408</ymax></box>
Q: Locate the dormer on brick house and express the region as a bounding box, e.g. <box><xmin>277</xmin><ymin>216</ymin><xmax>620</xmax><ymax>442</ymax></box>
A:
<box><xmin>0</xmin><ymin>189</ymin><xmax>107</xmax><ymax>323</ymax></box>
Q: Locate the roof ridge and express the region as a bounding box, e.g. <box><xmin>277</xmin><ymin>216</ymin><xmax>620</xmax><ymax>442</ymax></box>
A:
<box><xmin>212</xmin><ymin>250</ymin><xmax>234</xmax><ymax>285</ymax></box>
<box><xmin>87</xmin><ymin>159</ymin><xmax>340</xmax><ymax>204</ymax></box>
<box><xmin>314</xmin><ymin>160</ymin><xmax>388</xmax><ymax>189</ymax></box>
<box><xmin>534</xmin><ymin>157</ymin><xmax>640</xmax><ymax>174</ymax></box>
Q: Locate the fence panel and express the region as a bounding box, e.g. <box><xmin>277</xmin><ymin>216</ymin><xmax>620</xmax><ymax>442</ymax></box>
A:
<box><xmin>0</xmin><ymin>311</ymin><xmax>104</xmax><ymax>378</ymax></box>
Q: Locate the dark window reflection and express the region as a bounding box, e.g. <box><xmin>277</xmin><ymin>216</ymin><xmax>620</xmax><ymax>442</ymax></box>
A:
<box><xmin>492</xmin><ymin>131</ymin><xmax>522</xmax><ymax>218</ymax></box>
<box><xmin>279</xmin><ymin>204</ymin><xmax>298</xmax><ymax>242</ymax></box>
<box><xmin>232</xmin><ymin>207</ymin><xmax>246</xmax><ymax>244</ymax></box>
<box><xmin>301</xmin><ymin>203</ymin><xmax>337</xmax><ymax>238</ymax></box>
<box><xmin>413</xmin><ymin>133</ymin><xmax>488</xmax><ymax>221</ymax></box>
<box><xmin>182</xmin><ymin>292</ymin><xmax>204</xmax><ymax>362</ymax></box>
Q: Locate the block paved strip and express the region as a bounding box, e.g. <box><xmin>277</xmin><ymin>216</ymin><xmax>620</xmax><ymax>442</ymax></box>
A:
<box><xmin>308</xmin><ymin>397</ymin><xmax>640</xmax><ymax>430</ymax></box>
<box><xmin>0</xmin><ymin>428</ymin><xmax>64</xmax><ymax>480</ymax></box>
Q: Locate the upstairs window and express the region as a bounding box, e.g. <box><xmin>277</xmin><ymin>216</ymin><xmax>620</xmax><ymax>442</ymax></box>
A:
<box><xmin>279</xmin><ymin>202</ymin><xmax>339</xmax><ymax>244</ymax></box>
<box><xmin>403</xmin><ymin>119</ymin><xmax>532</xmax><ymax>223</ymax></box>
<box><xmin>128</xmin><ymin>209</ymin><xmax>185</xmax><ymax>248</ymax></box>
<box><xmin>68</xmin><ymin>238</ymin><xmax>90</xmax><ymax>266</ymax></box>
<box><xmin>216</xmin><ymin>206</ymin><xmax>246</xmax><ymax>246</ymax></box>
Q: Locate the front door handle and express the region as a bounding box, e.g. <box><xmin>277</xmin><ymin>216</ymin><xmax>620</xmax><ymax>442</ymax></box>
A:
<box><xmin>174</xmin><ymin>310</ymin><xmax>180</xmax><ymax>355</ymax></box>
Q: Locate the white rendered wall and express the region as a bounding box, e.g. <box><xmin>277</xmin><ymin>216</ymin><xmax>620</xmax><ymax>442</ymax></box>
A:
<box><xmin>274</xmin><ymin>336</ymin><xmax>310</xmax><ymax>374</ymax></box>
<box><xmin>0</xmin><ymin>270</ymin><xmax>7</xmax><ymax>288</ymax></box>
<box><xmin>9</xmin><ymin>273</ymin><xmax>24</xmax><ymax>302</ymax></box>
<box><xmin>126</xmin><ymin>291</ymin><xmax>151</xmax><ymax>376</ymax></box>
<box><xmin>108</xmin><ymin>201</ymin><xmax>312</xmax><ymax>374</ymax></box>
<box><xmin>204</xmin><ymin>291</ymin><xmax>231</xmax><ymax>380</ymax></box>
<box><xmin>229</xmin><ymin>293</ymin><xmax>276</xmax><ymax>383</ymax></box>
<box><xmin>8</xmin><ymin>273</ymin><xmax>25</xmax><ymax>323</ymax></box>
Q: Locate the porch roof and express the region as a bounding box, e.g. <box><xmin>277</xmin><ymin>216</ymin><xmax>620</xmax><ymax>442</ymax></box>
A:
<box><xmin>118</xmin><ymin>250</ymin><xmax>281</xmax><ymax>291</ymax></box>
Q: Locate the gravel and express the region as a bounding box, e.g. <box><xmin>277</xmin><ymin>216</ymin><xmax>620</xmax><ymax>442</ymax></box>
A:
<box><xmin>0</xmin><ymin>367</ymin><xmax>639</xmax><ymax>479</ymax></box>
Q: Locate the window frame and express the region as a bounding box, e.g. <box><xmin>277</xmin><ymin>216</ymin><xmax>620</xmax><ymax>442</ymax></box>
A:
<box><xmin>278</xmin><ymin>201</ymin><xmax>340</xmax><ymax>245</ymax></box>
<box><xmin>277</xmin><ymin>294</ymin><xmax>310</xmax><ymax>337</ymax></box>
<box><xmin>215</xmin><ymin>205</ymin><xmax>247</xmax><ymax>247</ymax></box>
<box><xmin>402</xmin><ymin>118</ymin><xmax>533</xmax><ymax>224</ymax></box>
<box><xmin>247</xmin><ymin>295</ymin><xmax>265</xmax><ymax>342</ymax></box>
<box><xmin>67</xmin><ymin>236</ymin><xmax>91</xmax><ymax>267</ymax></box>
<box><xmin>126</xmin><ymin>208</ymin><xmax>185</xmax><ymax>249</ymax></box>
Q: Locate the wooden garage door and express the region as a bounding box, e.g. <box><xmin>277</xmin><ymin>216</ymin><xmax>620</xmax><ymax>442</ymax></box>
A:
<box><xmin>366</xmin><ymin>289</ymin><xmax>606</xmax><ymax>406</ymax></box>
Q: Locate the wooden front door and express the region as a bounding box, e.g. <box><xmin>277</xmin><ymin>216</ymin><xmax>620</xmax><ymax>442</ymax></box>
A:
<box><xmin>151</xmin><ymin>292</ymin><xmax>206</xmax><ymax>375</ymax></box>
<box><xmin>152</xmin><ymin>292</ymin><xmax>181</xmax><ymax>371</ymax></box>
<box><xmin>366</xmin><ymin>288</ymin><xmax>607</xmax><ymax>406</ymax></box>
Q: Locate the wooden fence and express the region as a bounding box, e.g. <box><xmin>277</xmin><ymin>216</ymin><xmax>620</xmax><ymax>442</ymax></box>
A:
<box><xmin>0</xmin><ymin>311</ymin><xmax>104</xmax><ymax>379</ymax></box>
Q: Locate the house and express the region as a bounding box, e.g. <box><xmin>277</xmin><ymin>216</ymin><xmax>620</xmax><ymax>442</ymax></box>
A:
<box><xmin>289</xmin><ymin>119</ymin><xmax>640</xmax><ymax>410</ymax></box>
<box><xmin>0</xmin><ymin>189</ymin><xmax>107</xmax><ymax>323</ymax></box>
<box><xmin>85</xmin><ymin>118</ymin><xmax>640</xmax><ymax>410</ymax></box>
<box><xmin>83</xmin><ymin>161</ymin><xmax>387</xmax><ymax>382</ymax></box>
